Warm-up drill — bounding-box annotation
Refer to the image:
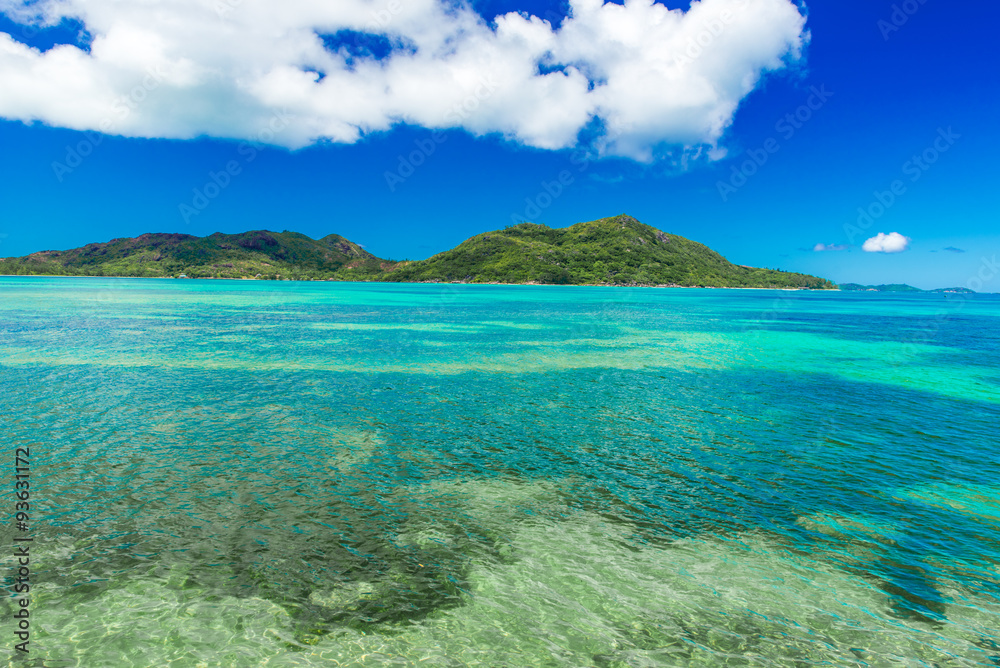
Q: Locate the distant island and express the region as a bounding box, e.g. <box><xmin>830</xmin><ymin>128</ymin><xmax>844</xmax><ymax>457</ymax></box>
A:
<box><xmin>839</xmin><ymin>283</ymin><xmax>975</xmax><ymax>294</ymax></box>
<box><xmin>0</xmin><ymin>214</ymin><xmax>835</xmax><ymax>289</ymax></box>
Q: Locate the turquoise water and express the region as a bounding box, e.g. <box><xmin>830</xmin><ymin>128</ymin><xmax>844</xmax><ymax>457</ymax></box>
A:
<box><xmin>2</xmin><ymin>277</ymin><xmax>999</xmax><ymax>667</ymax></box>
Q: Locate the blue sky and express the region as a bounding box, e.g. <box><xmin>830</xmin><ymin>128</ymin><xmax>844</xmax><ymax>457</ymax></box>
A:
<box><xmin>0</xmin><ymin>0</ymin><xmax>996</xmax><ymax>290</ymax></box>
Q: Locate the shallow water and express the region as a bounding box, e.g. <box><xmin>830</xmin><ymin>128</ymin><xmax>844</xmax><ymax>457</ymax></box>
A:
<box><xmin>1</xmin><ymin>277</ymin><xmax>999</xmax><ymax>666</ymax></box>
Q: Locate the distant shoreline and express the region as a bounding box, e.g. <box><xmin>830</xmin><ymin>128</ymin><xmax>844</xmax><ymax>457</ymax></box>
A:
<box><xmin>2</xmin><ymin>274</ymin><xmax>992</xmax><ymax>294</ymax></box>
<box><xmin>0</xmin><ymin>274</ymin><xmax>837</xmax><ymax>291</ymax></box>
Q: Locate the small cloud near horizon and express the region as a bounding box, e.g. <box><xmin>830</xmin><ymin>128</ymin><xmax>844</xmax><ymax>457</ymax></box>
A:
<box><xmin>862</xmin><ymin>232</ymin><xmax>911</xmax><ymax>254</ymax></box>
<box><xmin>812</xmin><ymin>243</ymin><xmax>850</xmax><ymax>252</ymax></box>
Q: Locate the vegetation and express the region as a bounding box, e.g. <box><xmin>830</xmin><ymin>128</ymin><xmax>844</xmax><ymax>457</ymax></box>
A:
<box><xmin>0</xmin><ymin>230</ymin><xmax>388</xmax><ymax>281</ymax></box>
<box><xmin>839</xmin><ymin>283</ymin><xmax>975</xmax><ymax>293</ymax></box>
<box><xmin>379</xmin><ymin>215</ymin><xmax>835</xmax><ymax>289</ymax></box>
<box><xmin>0</xmin><ymin>214</ymin><xmax>836</xmax><ymax>289</ymax></box>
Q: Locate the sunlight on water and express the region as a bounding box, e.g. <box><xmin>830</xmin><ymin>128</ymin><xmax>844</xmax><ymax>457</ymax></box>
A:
<box><xmin>1</xmin><ymin>277</ymin><xmax>999</xmax><ymax>666</ymax></box>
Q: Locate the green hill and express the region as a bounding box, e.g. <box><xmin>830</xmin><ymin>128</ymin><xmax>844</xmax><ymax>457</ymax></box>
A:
<box><xmin>0</xmin><ymin>230</ymin><xmax>387</xmax><ymax>280</ymax></box>
<box><xmin>839</xmin><ymin>283</ymin><xmax>975</xmax><ymax>294</ymax></box>
<box><xmin>839</xmin><ymin>283</ymin><xmax>923</xmax><ymax>292</ymax></box>
<box><xmin>930</xmin><ymin>287</ymin><xmax>976</xmax><ymax>294</ymax></box>
<box><xmin>0</xmin><ymin>214</ymin><xmax>835</xmax><ymax>288</ymax></box>
<box><xmin>380</xmin><ymin>215</ymin><xmax>835</xmax><ymax>289</ymax></box>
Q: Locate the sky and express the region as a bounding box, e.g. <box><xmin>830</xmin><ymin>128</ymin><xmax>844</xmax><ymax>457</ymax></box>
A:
<box><xmin>0</xmin><ymin>0</ymin><xmax>996</xmax><ymax>290</ymax></box>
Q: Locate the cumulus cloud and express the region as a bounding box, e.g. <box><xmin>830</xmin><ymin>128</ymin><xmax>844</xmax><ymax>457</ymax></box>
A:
<box><xmin>813</xmin><ymin>243</ymin><xmax>849</xmax><ymax>252</ymax></box>
<box><xmin>0</xmin><ymin>0</ymin><xmax>808</xmax><ymax>160</ymax></box>
<box><xmin>862</xmin><ymin>232</ymin><xmax>911</xmax><ymax>254</ymax></box>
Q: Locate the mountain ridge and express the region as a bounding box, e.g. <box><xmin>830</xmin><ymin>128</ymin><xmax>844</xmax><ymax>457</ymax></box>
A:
<box><xmin>376</xmin><ymin>215</ymin><xmax>834</xmax><ymax>288</ymax></box>
<box><xmin>838</xmin><ymin>283</ymin><xmax>975</xmax><ymax>294</ymax></box>
<box><xmin>0</xmin><ymin>214</ymin><xmax>835</xmax><ymax>289</ymax></box>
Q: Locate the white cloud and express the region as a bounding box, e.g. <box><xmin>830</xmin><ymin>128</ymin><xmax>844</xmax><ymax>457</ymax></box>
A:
<box><xmin>0</xmin><ymin>0</ymin><xmax>808</xmax><ymax>161</ymax></box>
<box><xmin>813</xmin><ymin>243</ymin><xmax>849</xmax><ymax>252</ymax></box>
<box><xmin>862</xmin><ymin>232</ymin><xmax>911</xmax><ymax>254</ymax></box>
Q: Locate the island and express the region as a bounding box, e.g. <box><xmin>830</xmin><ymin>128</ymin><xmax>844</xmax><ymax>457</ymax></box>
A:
<box><xmin>0</xmin><ymin>214</ymin><xmax>835</xmax><ymax>289</ymax></box>
<box><xmin>839</xmin><ymin>283</ymin><xmax>976</xmax><ymax>294</ymax></box>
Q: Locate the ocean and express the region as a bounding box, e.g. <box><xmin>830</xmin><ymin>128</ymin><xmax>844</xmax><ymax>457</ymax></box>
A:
<box><xmin>1</xmin><ymin>277</ymin><xmax>998</xmax><ymax>666</ymax></box>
